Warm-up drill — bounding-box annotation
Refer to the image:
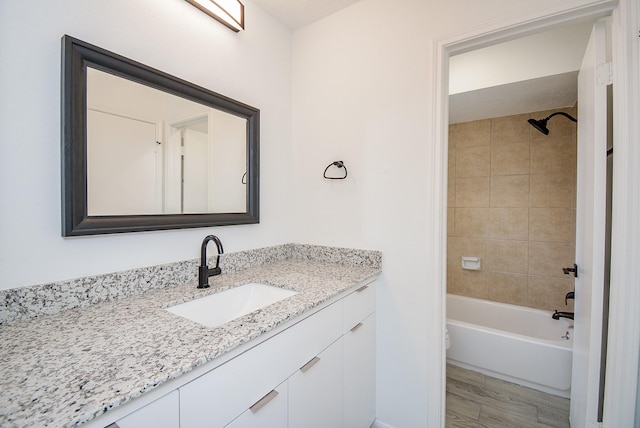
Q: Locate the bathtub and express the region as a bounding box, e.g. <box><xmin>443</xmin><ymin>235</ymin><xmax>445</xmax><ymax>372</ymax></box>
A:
<box><xmin>446</xmin><ymin>293</ymin><xmax>573</xmax><ymax>397</ymax></box>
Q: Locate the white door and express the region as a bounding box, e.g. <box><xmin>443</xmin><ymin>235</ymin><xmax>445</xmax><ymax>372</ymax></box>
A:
<box><xmin>182</xmin><ymin>128</ymin><xmax>209</xmax><ymax>213</ymax></box>
<box><xmin>570</xmin><ymin>20</ymin><xmax>609</xmax><ymax>428</ymax></box>
<box><xmin>87</xmin><ymin>109</ymin><xmax>160</xmax><ymax>215</ymax></box>
<box><xmin>164</xmin><ymin>129</ymin><xmax>183</xmax><ymax>214</ymax></box>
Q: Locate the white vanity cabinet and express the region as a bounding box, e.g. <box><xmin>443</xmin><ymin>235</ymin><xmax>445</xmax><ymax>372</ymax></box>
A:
<box><xmin>288</xmin><ymin>337</ymin><xmax>343</xmax><ymax>428</ymax></box>
<box><xmin>179</xmin><ymin>299</ymin><xmax>343</xmax><ymax>428</ymax></box>
<box><xmin>102</xmin><ymin>279</ymin><xmax>376</xmax><ymax>428</ymax></box>
<box><xmin>224</xmin><ymin>381</ymin><xmax>288</xmax><ymax>428</ymax></box>
<box><xmin>342</xmin><ymin>283</ymin><xmax>376</xmax><ymax>428</ymax></box>
<box><xmin>344</xmin><ymin>313</ymin><xmax>376</xmax><ymax>428</ymax></box>
<box><xmin>113</xmin><ymin>390</ymin><xmax>179</xmax><ymax>428</ymax></box>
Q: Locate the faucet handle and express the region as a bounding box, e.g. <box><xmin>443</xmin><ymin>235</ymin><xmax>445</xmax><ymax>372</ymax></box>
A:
<box><xmin>562</xmin><ymin>263</ymin><xmax>578</xmax><ymax>278</ymax></box>
<box><xmin>565</xmin><ymin>291</ymin><xmax>575</xmax><ymax>305</ymax></box>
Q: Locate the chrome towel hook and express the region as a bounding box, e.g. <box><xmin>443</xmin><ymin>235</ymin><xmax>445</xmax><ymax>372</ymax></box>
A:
<box><xmin>323</xmin><ymin>161</ymin><xmax>348</xmax><ymax>180</ymax></box>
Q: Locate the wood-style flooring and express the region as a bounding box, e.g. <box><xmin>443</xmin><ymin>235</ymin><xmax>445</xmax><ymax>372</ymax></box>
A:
<box><xmin>446</xmin><ymin>364</ymin><xmax>570</xmax><ymax>428</ymax></box>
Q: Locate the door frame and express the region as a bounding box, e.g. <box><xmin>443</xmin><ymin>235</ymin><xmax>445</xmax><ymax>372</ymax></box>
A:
<box><xmin>431</xmin><ymin>0</ymin><xmax>640</xmax><ymax>426</ymax></box>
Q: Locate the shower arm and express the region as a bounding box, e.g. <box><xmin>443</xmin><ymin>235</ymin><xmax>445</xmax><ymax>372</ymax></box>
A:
<box><xmin>544</xmin><ymin>112</ymin><xmax>577</xmax><ymax>123</ymax></box>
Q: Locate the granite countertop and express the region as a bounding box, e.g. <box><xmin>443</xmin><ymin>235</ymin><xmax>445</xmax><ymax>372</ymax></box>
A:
<box><xmin>0</xmin><ymin>254</ymin><xmax>381</xmax><ymax>427</ymax></box>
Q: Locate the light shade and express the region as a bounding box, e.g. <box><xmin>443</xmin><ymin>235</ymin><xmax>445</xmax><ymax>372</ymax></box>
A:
<box><xmin>185</xmin><ymin>0</ymin><xmax>244</xmax><ymax>32</ymax></box>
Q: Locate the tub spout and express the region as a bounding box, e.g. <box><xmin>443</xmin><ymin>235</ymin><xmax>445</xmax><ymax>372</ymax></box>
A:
<box><xmin>552</xmin><ymin>310</ymin><xmax>574</xmax><ymax>320</ymax></box>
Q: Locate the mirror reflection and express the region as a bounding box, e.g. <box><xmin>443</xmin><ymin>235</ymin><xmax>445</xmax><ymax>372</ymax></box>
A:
<box><xmin>86</xmin><ymin>68</ymin><xmax>247</xmax><ymax>216</ymax></box>
<box><xmin>61</xmin><ymin>35</ymin><xmax>259</xmax><ymax>236</ymax></box>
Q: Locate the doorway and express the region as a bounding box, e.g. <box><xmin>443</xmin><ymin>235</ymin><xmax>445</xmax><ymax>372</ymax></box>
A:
<box><xmin>443</xmin><ymin>5</ymin><xmax>616</xmax><ymax>426</ymax></box>
<box><xmin>445</xmin><ymin>30</ymin><xmax>584</xmax><ymax>425</ymax></box>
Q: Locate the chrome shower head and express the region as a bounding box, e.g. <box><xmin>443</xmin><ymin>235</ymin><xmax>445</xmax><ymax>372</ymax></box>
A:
<box><xmin>528</xmin><ymin>112</ymin><xmax>577</xmax><ymax>135</ymax></box>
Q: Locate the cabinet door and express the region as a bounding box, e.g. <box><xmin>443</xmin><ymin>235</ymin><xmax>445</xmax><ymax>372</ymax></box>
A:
<box><xmin>180</xmin><ymin>302</ymin><xmax>342</xmax><ymax>428</ymax></box>
<box><xmin>288</xmin><ymin>338</ymin><xmax>343</xmax><ymax>428</ymax></box>
<box><xmin>115</xmin><ymin>390</ymin><xmax>179</xmax><ymax>428</ymax></box>
<box><xmin>343</xmin><ymin>281</ymin><xmax>376</xmax><ymax>334</ymax></box>
<box><xmin>225</xmin><ymin>381</ymin><xmax>288</xmax><ymax>428</ymax></box>
<box><xmin>344</xmin><ymin>313</ymin><xmax>376</xmax><ymax>428</ymax></box>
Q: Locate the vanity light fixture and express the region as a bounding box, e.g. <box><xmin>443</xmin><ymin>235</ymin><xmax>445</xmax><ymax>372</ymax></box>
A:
<box><xmin>185</xmin><ymin>0</ymin><xmax>244</xmax><ymax>32</ymax></box>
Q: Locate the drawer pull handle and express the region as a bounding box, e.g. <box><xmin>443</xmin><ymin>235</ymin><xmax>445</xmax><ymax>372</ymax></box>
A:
<box><xmin>356</xmin><ymin>285</ymin><xmax>368</xmax><ymax>292</ymax></box>
<box><xmin>350</xmin><ymin>322</ymin><xmax>364</xmax><ymax>332</ymax></box>
<box><xmin>250</xmin><ymin>389</ymin><xmax>279</xmax><ymax>413</ymax></box>
<box><xmin>300</xmin><ymin>356</ymin><xmax>321</xmax><ymax>373</ymax></box>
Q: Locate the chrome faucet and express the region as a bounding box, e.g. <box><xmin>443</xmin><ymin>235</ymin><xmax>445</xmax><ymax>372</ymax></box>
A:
<box><xmin>198</xmin><ymin>235</ymin><xmax>224</xmax><ymax>289</ymax></box>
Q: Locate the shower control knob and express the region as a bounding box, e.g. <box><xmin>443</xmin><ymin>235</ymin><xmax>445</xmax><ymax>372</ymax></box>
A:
<box><xmin>562</xmin><ymin>263</ymin><xmax>578</xmax><ymax>278</ymax></box>
<box><xmin>565</xmin><ymin>291</ymin><xmax>575</xmax><ymax>305</ymax></box>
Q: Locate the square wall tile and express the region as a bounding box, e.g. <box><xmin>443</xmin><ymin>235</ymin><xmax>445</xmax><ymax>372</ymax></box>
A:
<box><xmin>487</xmin><ymin>240</ymin><xmax>528</xmax><ymax>274</ymax></box>
<box><xmin>448</xmin><ymin>176</ymin><xmax>456</xmax><ymax>208</ymax></box>
<box><xmin>449</xmin><ymin>237</ymin><xmax>488</xmax><ymax>271</ymax></box>
<box><xmin>448</xmin><ymin>146</ymin><xmax>456</xmax><ymax>179</ymax></box>
<box><xmin>491</xmin><ymin>142</ymin><xmax>530</xmax><ymax>176</ymax></box>
<box><xmin>447</xmin><ymin>266</ymin><xmax>463</xmax><ymax>294</ymax></box>
<box><xmin>450</xmin><ymin>120</ymin><xmax>491</xmax><ymax>148</ymax></box>
<box><xmin>450</xmin><ymin>237</ymin><xmax>488</xmax><ymax>257</ymax></box>
<box><xmin>530</xmin><ymin>136</ymin><xmax>577</xmax><ymax>175</ymax></box>
<box><xmin>488</xmin><ymin>272</ymin><xmax>528</xmax><ymax>306</ymax></box>
<box><xmin>529</xmin><ymin>241</ymin><xmax>575</xmax><ymax>277</ymax></box>
<box><xmin>528</xmin><ymin>275</ymin><xmax>575</xmax><ymax>311</ymax></box>
<box><xmin>447</xmin><ymin>108</ymin><xmax>577</xmax><ymax>310</ymax></box>
<box><xmin>448</xmin><ymin>208</ymin><xmax>455</xmax><ymax>237</ymax></box>
<box><xmin>489</xmin><ymin>208</ymin><xmax>529</xmax><ymax>240</ymax></box>
<box><xmin>454</xmin><ymin>208</ymin><xmax>489</xmax><ymax>238</ymax></box>
<box><xmin>456</xmin><ymin>177</ymin><xmax>490</xmax><ymax>207</ymax></box>
<box><xmin>456</xmin><ymin>146</ymin><xmax>490</xmax><ymax>177</ymax></box>
<box><xmin>490</xmin><ymin>175</ymin><xmax>530</xmax><ymax>208</ymax></box>
<box><xmin>529</xmin><ymin>208</ymin><xmax>575</xmax><ymax>242</ymax></box>
<box><xmin>530</xmin><ymin>173</ymin><xmax>576</xmax><ymax>208</ymax></box>
<box><xmin>447</xmin><ymin>237</ymin><xmax>457</xmax><ymax>270</ymax></box>
<box><xmin>491</xmin><ymin>113</ymin><xmax>531</xmax><ymax>145</ymax></box>
<box><xmin>448</xmin><ymin>268</ymin><xmax>489</xmax><ymax>300</ymax></box>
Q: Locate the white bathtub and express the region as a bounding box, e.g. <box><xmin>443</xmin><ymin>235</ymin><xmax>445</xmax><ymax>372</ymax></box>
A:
<box><xmin>446</xmin><ymin>293</ymin><xmax>573</xmax><ymax>397</ymax></box>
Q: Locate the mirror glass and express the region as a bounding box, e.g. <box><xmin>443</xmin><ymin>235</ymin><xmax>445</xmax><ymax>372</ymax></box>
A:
<box><xmin>61</xmin><ymin>35</ymin><xmax>259</xmax><ymax>236</ymax></box>
<box><xmin>86</xmin><ymin>68</ymin><xmax>247</xmax><ymax>216</ymax></box>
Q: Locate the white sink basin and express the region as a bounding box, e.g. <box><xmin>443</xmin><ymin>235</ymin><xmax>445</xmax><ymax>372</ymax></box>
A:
<box><xmin>166</xmin><ymin>283</ymin><xmax>298</xmax><ymax>328</ymax></box>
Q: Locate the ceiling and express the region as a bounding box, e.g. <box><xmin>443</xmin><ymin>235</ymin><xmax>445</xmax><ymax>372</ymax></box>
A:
<box><xmin>449</xmin><ymin>21</ymin><xmax>594</xmax><ymax>123</ymax></box>
<box><xmin>449</xmin><ymin>72</ymin><xmax>579</xmax><ymax>124</ymax></box>
<box><xmin>247</xmin><ymin>1</ymin><xmax>593</xmax><ymax>124</ymax></box>
<box><xmin>249</xmin><ymin>0</ymin><xmax>363</xmax><ymax>29</ymax></box>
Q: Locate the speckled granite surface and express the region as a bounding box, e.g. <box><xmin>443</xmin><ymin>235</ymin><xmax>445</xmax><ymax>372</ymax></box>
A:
<box><xmin>0</xmin><ymin>243</ymin><xmax>381</xmax><ymax>326</ymax></box>
<box><xmin>0</xmin><ymin>245</ymin><xmax>381</xmax><ymax>427</ymax></box>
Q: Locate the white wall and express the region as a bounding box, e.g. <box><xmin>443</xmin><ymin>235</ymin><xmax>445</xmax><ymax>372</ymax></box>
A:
<box><xmin>0</xmin><ymin>0</ymin><xmax>293</xmax><ymax>289</ymax></box>
<box><xmin>1</xmin><ymin>1</ymin><xmax>629</xmax><ymax>427</ymax></box>
<box><xmin>290</xmin><ymin>0</ymin><xmax>596</xmax><ymax>426</ymax></box>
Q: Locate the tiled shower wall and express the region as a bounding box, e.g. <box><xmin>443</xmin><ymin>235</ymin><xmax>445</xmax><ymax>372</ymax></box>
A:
<box><xmin>447</xmin><ymin>107</ymin><xmax>577</xmax><ymax>311</ymax></box>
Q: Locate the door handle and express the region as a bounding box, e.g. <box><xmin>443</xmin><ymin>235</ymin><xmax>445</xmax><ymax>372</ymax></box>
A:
<box><xmin>250</xmin><ymin>389</ymin><xmax>279</xmax><ymax>414</ymax></box>
<box><xmin>300</xmin><ymin>356</ymin><xmax>321</xmax><ymax>373</ymax></box>
<box><xmin>563</xmin><ymin>263</ymin><xmax>578</xmax><ymax>278</ymax></box>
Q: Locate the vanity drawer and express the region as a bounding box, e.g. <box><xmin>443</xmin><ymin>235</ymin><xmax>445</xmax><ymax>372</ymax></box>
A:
<box><xmin>180</xmin><ymin>300</ymin><xmax>342</xmax><ymax>428</ymax></box>
<box><xmin>343</xmin><ymin>280</ymin><xmax>376</xmax><ymax>333</ymax></box>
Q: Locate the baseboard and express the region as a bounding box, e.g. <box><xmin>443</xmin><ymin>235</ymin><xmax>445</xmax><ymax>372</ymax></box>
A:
<box><xmin>371</xmin><ymin>419</ymin><xmax>397</xmax><ymax>428</ymax></box>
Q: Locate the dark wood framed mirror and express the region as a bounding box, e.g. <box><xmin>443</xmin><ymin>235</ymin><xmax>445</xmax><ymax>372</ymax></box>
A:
<box><xmin>61</xmin><ymin>35</ymin><xmax>259</xmax><ymax>236</ymax></box>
